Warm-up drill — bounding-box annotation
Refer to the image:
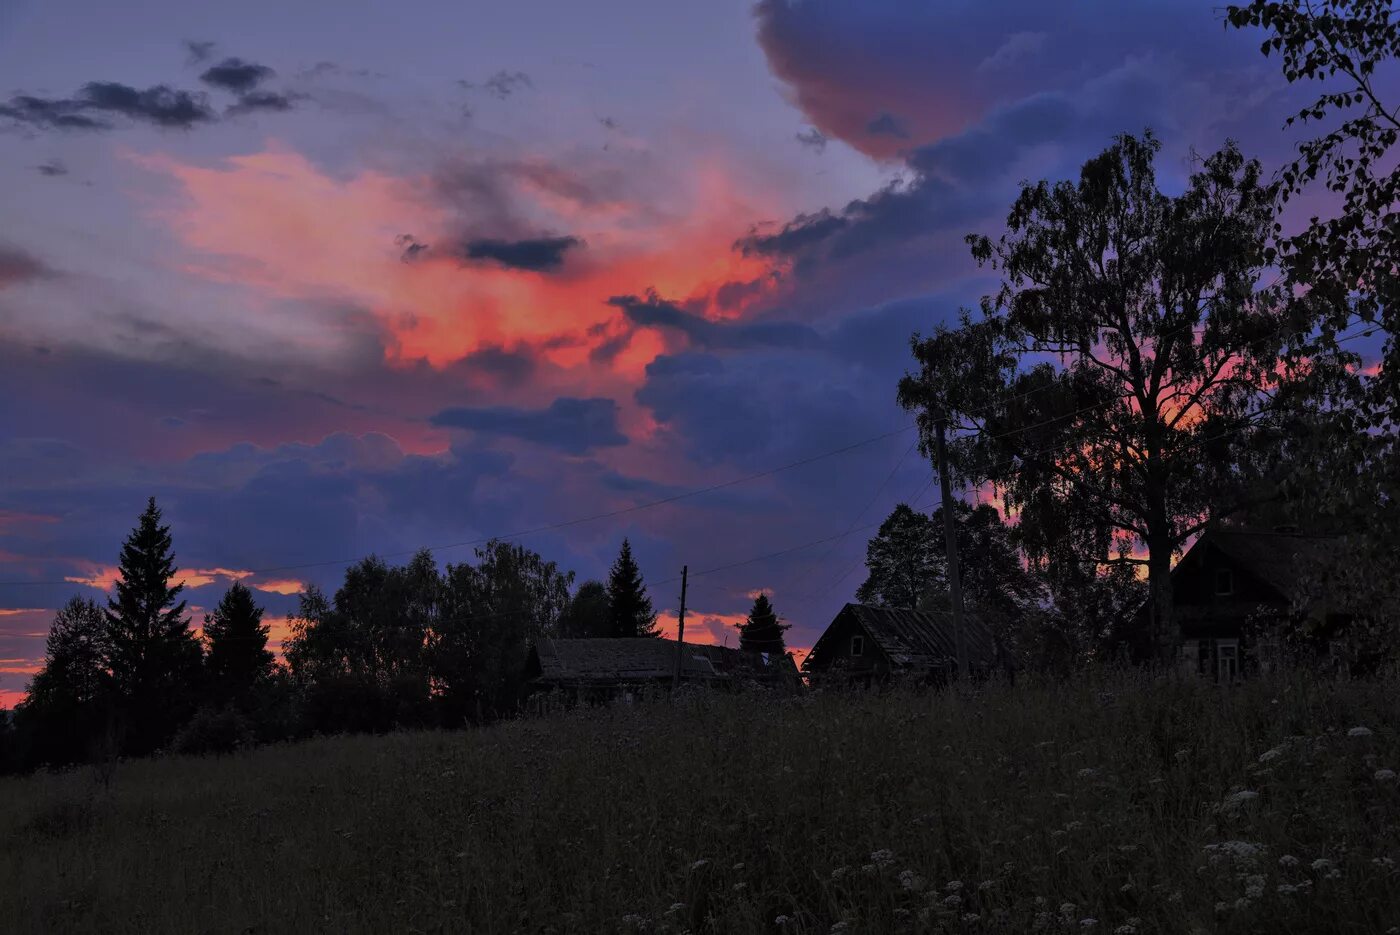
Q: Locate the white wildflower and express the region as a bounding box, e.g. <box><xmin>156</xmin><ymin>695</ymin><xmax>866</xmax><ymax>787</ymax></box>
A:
<box><xmin>666</xmin><ymin>903</ymin><xmax>685</xmax><ymax>914</ymax></box>
<box><xmin>1078</xmin><ymin>767</ymin><xmax>1100</xmax><ymax>779</ymax></box>
<box><xmin>1220</xmin><ymin>790</ymin><xmax>1260</xmax><ymax>813</ymax></box>
<box><xmin>829</xmin><ymin>866</ymin><xmax>850</xmax><ymax>881</ymax></box>
<box><xmin>774</xmin><ymin>916</ymin><xmax>791</xmax><ymax>927</ymax></box>
<box><xmin>945</xmin><ymin>880</ymin><xmax>964</xmax><ymax>892</ymax></box>
<box><xmin>1258</xmin><ymin>745</ymin><xmax>1287</xmax><ymax>764</ymax></box>
<box><xmin>1277</xmin><ymin>883</ymin><xmax>1298</xmax><ymax>895</ymax></box>
<box><xmin>1080</xmin><ymin>919</ymin><xmax>1099</xmax><ymax>929</ymax></box>
<box><xmin>732</xmin><ymin>882</ymin><xmax>747</xmax><ymax>892</ymax></box>
<box><xmin>689</xmin><ymin>859</ymin><xmax>709</xmax><ymax>872</ymax></box>
<box><xmin>1033</xmin><ymin>912</ymin><xmax>1053</xmax><ymax>930</ymax></box>
<box><xmin>829</xmin><ymin>923</ymin><xmax>850</xmax><ymax>935</ymax></box>
<box><xmin>943</xmin><ymin>894</ymin><xmax>964</xmax><ymax>909</ymax></box>
<box><xmin>1372</xmin><ymin>857</ymin><xmax>1396</xmax><ymax>870</ymax></box>
<box><xmin>1348</xmin><ymin>726</ymin><xmax>1373</xmax><ymax>738</ymax></box>
<box><xmin>899</xmin><ymin>870</ymin><xmax>925</xmax><ymax>892</ymax></box>
<box><xmin>1114</xmin><ymin>926</ymin><xmax>1138</xmax><ymax>935</ymax></box>
<box><xmin>1279</xmin><ymin>854</ymin><xmax>1300</xmax><ymax>868</ymax></box>
<box><xmin>1376</xmin><ymin>768</ymin><xmax>1397</xmax><ymax>783</ymax></box>
<box><xmin>1060</xmin><ymin>902</ymin><xmax>1078</xmax><ymax>916</ymax></box>
<box><xmin>961</xmin><ymin>913</ymin><xmax>981</xmax><ymax>924</ymax></box>
<box><xmin>731</xmin><ymin>862</ymin><xmax>745</xmax><ymax>871</ymax></box>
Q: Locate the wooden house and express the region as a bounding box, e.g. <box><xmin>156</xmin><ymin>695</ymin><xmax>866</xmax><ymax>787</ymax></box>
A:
<box><xmin>1158</xmin><ymin>527</ymin><xmax>1347</xmax><ymax>679</ymax></box>
<box><xmin>524</xmin><ymin>637</ymin><xmax>801</xmax><ymax>707</ymax></box>
<box><xmin>801</xmin><ymin>603</ymin><xmax>1002</xmax><ymax>685</ymax></box>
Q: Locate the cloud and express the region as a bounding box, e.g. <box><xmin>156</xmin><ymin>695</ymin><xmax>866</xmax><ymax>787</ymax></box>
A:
<box><xmin>482</xmin><ymin>70</ymin><xmax>534</xmax><ymax>99</ymax></box>
<box><xmin>199</xmin><ymin>58</ymin><xmax>276</xmax><ymax>93</ymax></box>
<box><xmin>33</xmin><ymin>160</ymin><xmax>67</xmax><ymax>177</ymax></box>
<box><xmin>0</xmin><ymin>82</ymin><xmax>215</xmax><ymax>131</ymax></box>
<box><xmin>430</xmin><ymin>397</ymin><xmax>628</xmax><ymax>454</ymax></box>
<box><xmin>460</xmin><ymin>235</ymin><xmax>582</xmax><ymax>272</ymax></box>
<box><xmin>0</xmin><ymin>247</ymin><xmax>51</xmax><ymax>289</ymax></box>
<box><xmin>227</xmin><ymin>90</ymin><xmax>297</xmax><ymax>115</ymax></box>
<box><xmin>184</xmin><ymin>40</ymin><xmax>217</xmax><ymax>65</ymax></box>
<box><xmin>795</xmin><ymin>127</ymin><xmax>827</xmax><ymax>153</ymax></box>
<box><xmin>608</xmin><ymin>292</ymin><xmax>820</xmax><ymax>350</ymax></box>
<box><xmin>977</xmin><ymin>31</ymin><xmax>1048</xmax><ymax>73</ymax></box>
<box><xmin>865</xmin><ymin>112</ymin><xmax>909</xmax><ymax>140</ymax></box>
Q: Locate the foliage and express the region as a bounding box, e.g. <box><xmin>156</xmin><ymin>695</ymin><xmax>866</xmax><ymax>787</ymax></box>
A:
<box><xmin>856</xmin><ymin>504</ymin><xmax>941</xmax><ymax>609</ymax></box>
<box><xmin>4</xmin><ymin>671</ymin><xmax>1400</xmax><ymax>933</ymax></box>
<box><xmin>898</xmin><ymin>134</ymin><xmax>1357</xmax><ymax>659</ymax></box>
<box><xmin>558</xmin><ymin>579</ymin><xmax>612</xmax><ymax>638</ymax></box>
<box><xmin>102</xmin><ymin>498</ymin><xmax>204</xmax><ymax>756</ymax></box>
<box><xmin>736</xmin><ymin>593</ymin><xmax>790</xmax><ymax>654</ymax></box>
<box><xmin>14</xmin><ymin>598</ymin><xmax>112</xmax><ymax>768</ymax></box>
<box><xmin>202</xmin><ymin>582</ymin><xmax>275</xmax><ymax>705</ymax></box>
<box><xmin>170</xmin><ymin>704</ymin><xmax>255</xmax><ymax>756</ymax></box>
<box><xmin>1226</xmin><ymin>0</ymin><xmax>1400</xmax><ymax>659</ymax></box>
<box><xmin>607</xmin><ymin>538</ymin><xmax>659</xmax><ymax>638</ymax></box>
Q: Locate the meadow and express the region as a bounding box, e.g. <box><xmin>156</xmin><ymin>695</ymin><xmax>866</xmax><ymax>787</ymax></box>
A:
<box><xmin>2</xmin><ymin>671</ymin><xmax>1398</xmax><ymax>934</ymax></box>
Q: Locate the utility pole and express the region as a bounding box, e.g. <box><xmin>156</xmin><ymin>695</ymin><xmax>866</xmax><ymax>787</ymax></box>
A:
<box><xmin>933</xmin><ymin>418</ymin><xmax>970</xmax><ymax>680</ymax></box>
<box><xmin>672</xmin><ymin>565</ymin><xmax>689</xmax><ymax>688</ymax></box>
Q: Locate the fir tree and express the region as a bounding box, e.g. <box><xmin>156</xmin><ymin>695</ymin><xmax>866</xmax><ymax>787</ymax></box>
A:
<box><xmin>204</xmin><ymin>582</ymin><xmax>275</xmax><ymax>704</ymax></box>
<box><xmin>103</xmin><ymin>497</ymin><xmax>203</xmax><ymax>754</ymax></box>
<box><xmin>606</xmin><ymin>539</ymin><xmax>658</xmax><ymax>638</ymax></box>
<box><xmin>737</xmin><ymin>592</ymin><xmax>789</xmax><ymax>655</ymax></box>
<box><xmin>16</xmin><ymin>597</ymin><xmax>112</xmax><ymax>766</ymax></box>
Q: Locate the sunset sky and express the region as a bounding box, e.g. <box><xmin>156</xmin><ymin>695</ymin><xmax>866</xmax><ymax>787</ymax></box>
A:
<box><xmin>0</xmin><ymin>0</ymin><xmax>1382</xmax><ymax>705</ymax></box>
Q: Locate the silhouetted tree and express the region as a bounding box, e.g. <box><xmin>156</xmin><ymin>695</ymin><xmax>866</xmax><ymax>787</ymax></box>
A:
<box><xmin>203</xmin><ymin>582</ymin><xmax>275</xmax><ymax>705</ymax></box>
<box><xmin>431</xmin><ymin>540</ymin><xmax>573</xmax><ymax>724</ymax></box>
<box><xmin>857</xmin><ymin>504</ymin><xmax>941</xmax><ymax>609</ymax></box>
<box><xmin>736</xmin><ymin>593</ymin><xmax>789</xmax><ymax>655</ymax></box>
<box><xmin>898</xmin><ymin>134</ymin><xmax>1355</xmax><ymax>661</ymax></box>
<box><xmin>104</xmin><ymin>497</ymin><xmax>204</xmax><ymax>755</ymax></box>
<box><xmin>15</xmin><ymin>597</ymin><xmax>111</xmax><ymax>767</ymax></box>
<box><xmin>606</xmin><ymin>539</ymin><xmax>658</xmax><ymax>638</ymax></box>
<box><xmin>559</xmin><ymin>580</ymin><xmax>611</xmax><ymax>638</ymax></box>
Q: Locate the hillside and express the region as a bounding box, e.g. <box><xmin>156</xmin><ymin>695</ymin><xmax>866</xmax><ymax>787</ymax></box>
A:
<box><xmin>3</xmin><ymin>672</ymin><xmax>1398</xmax><ymax>934</ymax></box>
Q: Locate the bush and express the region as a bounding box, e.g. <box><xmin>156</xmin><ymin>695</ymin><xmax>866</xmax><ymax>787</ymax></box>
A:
<box><xmin>170</xmin><ymin>705</ymin><xmax>254</xmax><ymax>756</ymax></box>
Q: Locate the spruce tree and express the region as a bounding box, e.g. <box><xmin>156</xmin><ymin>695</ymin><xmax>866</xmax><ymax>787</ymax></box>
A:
<box><xmin>104</xmin><ymin>497</ymin><xmax>203</xmax><ymax>754</ymax></box>
<box><xmin>737</xmin><ymin>593</ymin><xmax>790</xmax><ymax>655</ymax></box>
<box><xmin>605</xmin><ymin>539</ymin><xmax>658</xmax><ymax>638</ymax></box>
<box><xmin>204</xmin><ymin>582</ymin><xmax>274</xmax><ymax>704</ymax></box>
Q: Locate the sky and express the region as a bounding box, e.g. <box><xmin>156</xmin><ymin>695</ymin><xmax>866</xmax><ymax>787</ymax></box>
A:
<box><xmin>0</xmin><ymin>0</ymin><xmax>1377</xmax><ymax>706</ymax></box>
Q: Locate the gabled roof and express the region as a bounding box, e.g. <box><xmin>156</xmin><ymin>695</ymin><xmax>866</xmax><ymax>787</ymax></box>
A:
<box><xmin>1183</xmin><ymin>527</ymin><xmax>1340</xmax><ymax>603</ymax></box>
<box><xmin>806</xmin><ymin>603</ymin><xmax>1000</xmax><ymax>672</ymax></box>
<box><xmin>527</xmin><ymin>637</ymin><xmax>798</xmax><ymax>686</ymax></box>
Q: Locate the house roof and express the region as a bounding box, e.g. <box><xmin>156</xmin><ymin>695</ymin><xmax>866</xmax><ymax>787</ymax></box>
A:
<box><xmin>527</xmin><ymin>637</ymin><xmax>797</xmax><ymax>686</ymax></box>
<box><xmin>1185</xmin><ymin>527</ymin><xmax>1340</xmax><ymax>603</ymax></box>
<box><xmin>806</xmin><ymin>603</ymin><xmax>1000</xmax><ymax>672</ymax></box>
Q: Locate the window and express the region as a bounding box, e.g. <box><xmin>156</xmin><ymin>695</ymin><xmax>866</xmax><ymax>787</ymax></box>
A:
<box><xmin>1215</xmin><ymin>568</ymin><xmax>1235</xmax><ymax>596</ymax></box>
<box><xmin>851</xmin><ymin>635</ymin><xmax>865</xmax><ymax>656</ymax></box>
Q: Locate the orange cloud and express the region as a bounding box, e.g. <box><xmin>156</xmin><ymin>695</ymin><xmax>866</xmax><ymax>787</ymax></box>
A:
<box><xmin>133</xmin><ymin>145</ymin><xmax>783</xmax><ymax>374</ymax></box>
<box><xmin>250</xmin><ymin>578</ymin><xmax>304</xmax><ymax>596</ymax></box>
<box><xmin>0</xmin><ymin>608</ymin><xmax>45</xmax><ymax>617</ymax></box>
<box><xmin>64</xmin><ymin>565</ymin><xmax>122</xmax><ymax>590</ymax></box>
<box><xmin>178</xmin><ymin>567</ymin><xmax>254</xmax><ymax>588</ymax></box>
<box><xmin>0</xmin><ymin>510</ymin><xmax>59</xmax><ymax>534</ymax></box>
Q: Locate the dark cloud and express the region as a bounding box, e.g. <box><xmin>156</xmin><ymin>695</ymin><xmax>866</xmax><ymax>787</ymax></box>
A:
<box><xmin>608</xmin><ymin>292</ymin><xmax>820</xmax><ymax>351</ymax></box>
<box><xmin>453</xmin><ymin>345</ymin><xmax>537</xmax><ymax>387</ymax></box>
<box><xmin>0</xmin><ymin>247</ymin><xmax>51</xmax><ymax>289</ymax></box>
<box><xmin>199</xmin><ymin>58</ymin><xmax>276</xmax><ymax>93</ymax></box>
<box><xmin>795</xmin><ymin>127</ymin><xmax>827</xmax><ymax>152</ymax></box>
<box><xmin>395</xmin><ymin>234</ymin><xmax>431</xmax><ymax>263</ymax></box>
<box><xmin>865</xmin><ymin>112</ymin><xmax>909</xmax><ymax>139</ymax></box>
<box><xmin>461</xmin><ymin>235</ymin><xmax>582</xmax><ymax>272</ymax></box>
<box><xmin>430</xmin><ymin>397</ymin><xmax>628</xmax><ymax>454</ymax></box>
<box><xmin>226</xmin><ymin>90</ymin><xmax>296</xmax><ymax>115</ymax></box>
<box><xmin>482</xmin><ymin>70</ymin><xmax>533</xmax><ymax>99</ymax></box>
<box><xmin>184</xmin><ymin>40</ymin><xmax>217</xmax><ymax>65</ymax></box>
<box><xmin>0</xmin><ymin>82</ymin><xmax>216</xmax><ymax>131</ymax></box>
<box><xmin>33</xmin><ymin>160</ymin><xmax>68</xmax><ymax>177</ymax></box>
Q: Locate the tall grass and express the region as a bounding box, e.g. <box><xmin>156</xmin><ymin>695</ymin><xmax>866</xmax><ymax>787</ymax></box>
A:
<box><xmin>2</xmin><ymin>669</ymin><xmax>1398</xmax><ymax>934</ymax></box>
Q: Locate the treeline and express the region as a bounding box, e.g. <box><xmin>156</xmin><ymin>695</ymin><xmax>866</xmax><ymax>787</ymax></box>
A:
<box><xmin>0</xmin><ymin>500</ymin><xmax>788</xmax><ymax>774</ymax></box>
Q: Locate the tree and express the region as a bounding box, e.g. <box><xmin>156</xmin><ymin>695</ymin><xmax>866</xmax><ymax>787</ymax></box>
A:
<box><xmin>856</xmin><ymin>504</ymin><xmax>941</xmax><ymax>609</ymax></box>
<box><xmin>430</xmin><ymin>540</ymin><xmax>573</xmax><ymax>724</ymax></box>
<box><xmin>558</xmin><ymin>580</ymin><xmax>611</xmax><ymax>638</ymax></box>
<box><xmin>736</xmin><ymin>593</ymin><xmax>790</xmax><ymax>655</ymax></box>
<box><xmin>1226</xmin><ymin>0</ymin><xmax>1400</xmax><ymax>663</ymax></box>
<box><xmin>203</xmin><ymin>582</ymin><xmax>275</xmax><ymax>704</ymax></box>
<box><xmin>606</xmin><ymin>539</ymin><xmax>658</xmax><ymax>638</ymax></box>
<box><xmin>104</xmin><ymin>497</ymin><xmax>204</xmax><ymax>754</ymax></box>
<box><xmin>897</xmin><ymin>134</ymin><xmax>1354</xmax><ymax>661</ymax></box>
<box><xmin>16</xmin><ymin>597</ymin><xmax>112</xmax><ymax>766</ymax></box>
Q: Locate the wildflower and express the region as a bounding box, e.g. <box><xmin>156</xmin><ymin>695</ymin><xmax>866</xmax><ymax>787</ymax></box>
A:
<box><xmin>1243</xmin><ymin>874</ymin><xmax>1266</xmax><ymax>899</ymax></box>
<box><xmin>1258</xmin><ymin>745</ymin><xmax>1287</xmax><ymax>764</ymax></box>
<box><xmin>1372</xmin><ymin>857</ymin><xmax>1395</xmax><ymax>870</ymax></box>
<box><xmin>1219</xmin><ymin>790</ymin><xmax>1260</xmax><ymax>814</ymax></box>
<box><xmin>666</xmin><ymin>903</ymin><xmax>685</xmax><ymax>914</ymax></box>
<box><xmin>870</xmin><ymin>848</ymin><xmax>895</xmax><ymax>867</ymax></box>
<box><xmin>1080</xmin><ymin>919</ymin><xmax>1099</xmax><ymax>928</ymax></box>
<box><xmin>829</xmin><ymin>866</ymin><xmax>850</xmax><ymax>881</ymax></box>
<box><xmin>898</xmin><ymin>870</ymin><xmax>925</xmax><ymax>892</ymax></box>
<box><xmin>1349</xmin><ymin>726</ymin><xmax>1373</xmax><ymax>738</ymax></box>
<box><xmin>1060</xmin><ymin>903</ymin><xmax>1078</xmax><ymax>916</ymax></box>
<box><xmin>861</xmin><ymin>863</ymin><xmax>878</xmax><ymax>875</ymax></box>
<box><xmin>1311</xmin><ymin>858</ymin><xmax>1342</xmax><ymax>880</ymax></box>
<box><xmin>689</xmin><ymin>859</ymin><xmax>709</xmax><ymax>872</ymax></box>
<box><xmin>1376</xmin><ymin>769</ymin><xmax>1397</xmax><ymax>783</ymax></box>
<box><xmin>1078</xmin><ymin>767</ymin><xmax>1100</xmax><ymax>779</ymax></box>
<box><xmin>1033</xmin><ymin>912</ymin><xmax>1053</xmax><ymax>929</ymax></box>
<box><xmin>944</xmin><ymin>894</ymin><xmax>964</xmax><ymax>909</ymax></box>
<box><xmin>945</xmin><ymin>880</ymin><xmax>964</xmax><ymax>892</ymax></box>
<box><xmin>1277</xmin><ymin>883</ymin><xmax>1298</xmax><ymax>895</ymax></box>
<box><xmin>829</xmin><ymin>923</ymin><xmax>850</xmax><ymax>934</ymax></box>
<box><xmin>961</xmin><ymin>913</ymin><xmax>981</xmax><ymax>924</ymax></box>
<box><xmin>1279</xmin><ymin>855</ymin><xmax>1300</xmax><ymax>868</ymax></box>
<box><xmin>1114</xmin><ymin>926</ymin><xmax>1138</xmax><ymax>935</ymax></box>
<box><xmin>732</xmin><ymin>862</ymin><xmax>745</xmax><ymax>871</ymax></box>
<box><xmin>774</xmin><ymin>916</ymin><xmax>791</xmax><ymax>927</ymax></box>
<box><xmin>1174</xmin><ymin>748</ymin><xmax>1190</xmax><ymax>762</ymax></box>
<box><xmin>1214</xmin><ymin>901</ymin><xmax>1230</xmax><ymax>914</ymax></box>
<box><xmin>978</xmin><ymin>879</ymin><xmax>995</xmax><ymax>891</ymax></box>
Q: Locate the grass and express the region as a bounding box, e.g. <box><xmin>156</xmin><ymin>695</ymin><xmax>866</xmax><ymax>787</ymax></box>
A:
<box><xmin>2</xmin><ymin>670</ymin><xmax>1399</xmax><ymax>934</ymax></box>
